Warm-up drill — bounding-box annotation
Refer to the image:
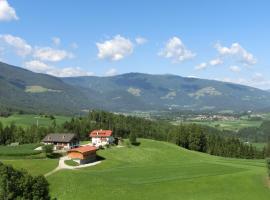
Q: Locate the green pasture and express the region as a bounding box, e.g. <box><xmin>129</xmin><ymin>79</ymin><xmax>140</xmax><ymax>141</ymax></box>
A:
<box><xmin>179</xmin><ymin>119</ymin><xmax>262</xmax><ymax>131</ymax></box>
<box><xmin>1</xmin><ymin>139</ymin><xmax>269</xmax><ymax>200</ymax></box>
<box><xmin>0</xmin><ymin>114</ymin><xmax>70</xmax><ymax>127</ymax></box>
<box><xmin>47</xmin><ymin>139</ymin><xmax>270</xmax><ymax>200</ymax></box>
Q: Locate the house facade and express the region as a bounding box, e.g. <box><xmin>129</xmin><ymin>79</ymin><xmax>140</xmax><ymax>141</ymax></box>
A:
<box><xmin>42</xmin><ymin>133</ymin><xmax>79</xmax><ymax>150</ymax></box>
<box><xmin>67</xmin><ymin>145</ymin><xmax>97</xmax><ymax>164</ymax></box>
<box><xmin>89</xmin><ymin>129</ymin><xmax>114</xmax><ymax>147</ymax></box>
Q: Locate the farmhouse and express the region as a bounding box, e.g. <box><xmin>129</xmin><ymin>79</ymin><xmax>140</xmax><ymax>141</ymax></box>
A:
<box><xmin>42</xmin><ymin>133</ymin><xmax>79</xmax><ymax>150</ymax></box>
<box><xmin>90</xmin><ymin>129</ymin><xmax>114</xmax><ymax>147</ymax></box>
<box><xmin>67</xmin><ymin>145</ymin><xmax>97</xmax><ymax>164</ymax></box>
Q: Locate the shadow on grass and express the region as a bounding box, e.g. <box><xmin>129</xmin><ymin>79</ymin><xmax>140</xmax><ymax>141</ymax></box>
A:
<box><xmin>131</xmin><ymin>142</ymin><xmax>141</xmax><ymax>146</ymax></box>
<box><xmin>46</xmin><ymin>153</ymin><xmax>62</xmax><ymax>159</ymax></box>
<box><xmin>96</xmin><ymin>155</ymin><xmax>106</xmax><ymax>161</ymax></box>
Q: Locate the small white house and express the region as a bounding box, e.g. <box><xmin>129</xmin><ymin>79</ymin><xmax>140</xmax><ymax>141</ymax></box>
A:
<box><xmin>89</xmin><ymin>129</ymin><xmax>114</xmax><ymax>147</ymax></box>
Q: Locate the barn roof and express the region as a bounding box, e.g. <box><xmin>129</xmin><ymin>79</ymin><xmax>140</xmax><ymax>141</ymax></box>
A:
<box><xmin>68</xmin><ymin>145</ymin><xmax>97</xmax><ymax>155</ymax></box>
<box><xmin>42</xmin><ymin>133</ymin><xmax>77</xmax><ymax>143</ymax></box>
<box><xmin>89</xmin><ymin>130</ymin><xmax>112</xmax><ymax>137</ymax></box>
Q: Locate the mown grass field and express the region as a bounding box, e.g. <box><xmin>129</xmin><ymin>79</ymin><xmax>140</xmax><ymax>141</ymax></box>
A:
<box><xmin>0</xmin><ymin>114</ymin><xmax>70</xmax><ymax>127</ymax></box>
<box><xmin>46</xmin><ymin>139</ymin><xmax>270</xmax><ymax>200</ymax></box>
<box><xmin>1</xmin><ymin>139</ymin><xmax>269</xmax><ymax>199</ymax></box>
<box><xmin>180</xmin><ymin>119</ymin><xmax>262</xmax><ymax>131</ymax></box>
<box><xmin>0</xmin><ymin>144</ymin><xmax>58</xmax><ymax>176</ymax></box>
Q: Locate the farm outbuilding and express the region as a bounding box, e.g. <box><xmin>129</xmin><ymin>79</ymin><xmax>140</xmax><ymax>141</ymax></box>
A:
<box><xmin>67</xmin><ymin>145</ymin><xmax>97</xmax><ymax>164</ymax></box>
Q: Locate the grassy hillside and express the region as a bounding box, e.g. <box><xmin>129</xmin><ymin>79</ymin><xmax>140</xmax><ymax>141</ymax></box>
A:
<box><xmin>0</xmin><ymin>114</ymin><xmax>70</xmax><ymax>127</ymax></box>
<box><xmin>47</xmin><ymin>139</ymin><xmax>270</xmax><ymax>200</ymax></box>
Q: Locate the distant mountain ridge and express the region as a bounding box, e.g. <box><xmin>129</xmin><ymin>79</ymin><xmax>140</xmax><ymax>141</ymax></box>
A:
<box><xmin>1</xmin><ymin>61</ymin><xmax>270</xmax><ymax>114</ymax></box>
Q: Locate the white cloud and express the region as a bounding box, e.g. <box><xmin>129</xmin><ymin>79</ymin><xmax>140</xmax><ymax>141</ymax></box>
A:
<box><xmin>52</xmin><ymin>37</ymin><xmax>61</xmax><ymax>46</ymax></box>
<box><xmin>209</xmin><ymin>58</ymin><xmax>223</xmax><ymax>66</ymax></box>
<box><xmin>215</xmin><ymin>42</ymin><xmax>256</xmax><ymax>65</ymax></box>
<box><xmin>33</xmin><ymin>47</ymin><xmax>73</xmax><ymax>62</ymax></box>
<box><xmin>229</xmin><ymin>65</ymin><xmax>241</xmax><ymax>73</ymax></box>
<box><xmin>96</xmin><ymin>35</ymin><xmax>133</xmax><ymax>61</ymax></box>
<box><xmin>24</xmin><ymin>60</ymin><xmax>93</xmax><ymax>77</ymax></box>
<box><xmin>105</xmin><ymin>68</ymin><xmax>118</xmax><ymax>76</ymax></box>
<box><xmin>51</xmin><ymin>67</ymin><xmax>94</xmax><ymax>77</ymax></box>
<box><xmin>24</xmin><ymin>60</ymin><xmax>52</xmax><ymax>72</ymax></box>
<box><xmin>0</xmin><ymin>34</ymin><xmax>32</xmax><ymax>56</ymax></box>
<box><xmin>135</xmin><ymin>37</ymin><xmax>147</xmax><ymax>45</ymax></box>
<box><xmin>195</xmin><ymin>62</ymin><xmax>207</xmax><ymax>70</ymax></box>
<box><xmin>220</xmin><ymin>73</ymin><xmax>270</xmax><ymax>89</ymax></box>
<box><xmin>0</xmin><ymin>0</ymin><xmax>18</xmax><ymax>21</ymax></box>
<box><xmin>159</xmin><ymin>36</ymin><xmax>195</xmax><ymax>63</ymax></box>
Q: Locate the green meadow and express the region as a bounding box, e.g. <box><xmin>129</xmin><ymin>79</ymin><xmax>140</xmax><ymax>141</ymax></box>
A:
<box><xmin>48</xmin><ymin>139</ymin><xmax>270</xmax><ymax>200</ymax></box>
<box><xmin>0</xmin><ymin>114</ymin><xmax>70</xmax><ymax>127</ymax></box>
<box><xmin>181</xmin><ymin>119</ymin><xmax>262</xmax><ymax>131</ymax></box>
<box><xmin>1</xmin><ymin>139</ymin><xmax>269</xmax><ymax>200</ymax></box>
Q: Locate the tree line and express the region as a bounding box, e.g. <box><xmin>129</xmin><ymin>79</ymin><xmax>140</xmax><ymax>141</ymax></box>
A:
<box><xmin>0</xmin><ymin>110</ymin><xmax>269</xmax><ymax>159</ymax></box>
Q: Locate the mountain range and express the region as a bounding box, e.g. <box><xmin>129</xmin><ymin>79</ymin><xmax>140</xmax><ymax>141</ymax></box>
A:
<box><xmin>1</xmin><ymin>61</ymin><xmax>270</xmax><ymax>114</ymax></box>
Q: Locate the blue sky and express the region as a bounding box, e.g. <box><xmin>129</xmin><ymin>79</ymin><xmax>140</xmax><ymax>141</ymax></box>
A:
<box><xmin>1</xmin><ymin>0</ymin><xmax>270</xmax><ymax>89</ymax></box>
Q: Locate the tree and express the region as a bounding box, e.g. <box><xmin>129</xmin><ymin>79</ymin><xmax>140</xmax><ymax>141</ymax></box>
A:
<box><xmin>0</xmin><ymin>162</ymin><xmax>52</xmax><ymax>200</ymax></box>
<box><xmin>267</xmin><ymin>158</ymin><xmax>270</xmax><ymax>177</ymax></box>
<box><xmin>42</xmin><ymin>144</ymin><xmax>54</xmax><ymax>156</ymax></box>
<box><xmin>129</xmin><ymin>132</ymin><xmax>137</xmax><ymax>145</ymax></box>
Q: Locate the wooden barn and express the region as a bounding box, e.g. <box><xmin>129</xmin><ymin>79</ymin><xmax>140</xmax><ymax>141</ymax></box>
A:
<box><xmin>67</xmin><ymin>145</ymin><xmax>97</xmax><ymax>164</ymax></box>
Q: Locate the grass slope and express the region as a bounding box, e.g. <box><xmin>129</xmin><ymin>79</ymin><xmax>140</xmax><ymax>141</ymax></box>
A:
<box><xmin>0</xmin><ymin>114</ymin><xmax>70</xmax><ymax>127</ymax></box>
<box><xmin>48</xmin><ymin>139</ymin><xmax>270</xmax><ymax>200</ymax></box>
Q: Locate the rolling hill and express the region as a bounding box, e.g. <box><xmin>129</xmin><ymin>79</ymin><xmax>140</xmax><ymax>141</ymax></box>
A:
<box><xmin>1</xmin><ymin>61</ymin><xmax>270</xmax><ymax>113</ymax></box>
<box><xmin>62</xmin><ymin>73</ymin><xmax>270</xmax><ymax>112</ymax></box>
<box><xmin>3</xmin><ymin>139</ymin><xmax>269</xmax><ymax>200</ymax></box>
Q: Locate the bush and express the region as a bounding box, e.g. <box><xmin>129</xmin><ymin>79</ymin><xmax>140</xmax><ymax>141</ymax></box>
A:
<box><xmin>42</xmin><ymin>144</ymin><xmax>54</xmax><ymax>156</ymax></box>
<box><xmin>129</xmin><ymin>132</ymin><xmax>137</xmax><ymax>145</ymax></box>
<box><xmin>267</xmin><ymin>158</ymin><xmax>270</xmax><ymax>177</ymax></box>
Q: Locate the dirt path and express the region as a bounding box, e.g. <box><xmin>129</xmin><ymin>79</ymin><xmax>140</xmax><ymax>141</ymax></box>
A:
<box><xmin>44</xmin><ymin>156</ymin><xmax>101</xmax><ymax>177</ymax></box>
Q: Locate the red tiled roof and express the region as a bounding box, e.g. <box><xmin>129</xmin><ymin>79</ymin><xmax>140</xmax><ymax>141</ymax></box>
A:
<box><xmin>89</xmin><ymin>130</ymin><xmax>112</xmax><ymax>137</ymax></box>
<box><xmin>68</xmin><ymin>145</ymin><xmax>97</xmax><ymax>155</ymax></box>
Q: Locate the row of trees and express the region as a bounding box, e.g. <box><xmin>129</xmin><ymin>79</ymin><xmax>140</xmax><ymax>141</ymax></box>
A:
<box><xmin>0</xmin><ymin>162</ymin><xmax>53</xmax><ymax>200</ymax></box>
<box><xmin>1</xmin><ymin>110</ymin><xmax>269</xmax><ymax>159</ymax></box>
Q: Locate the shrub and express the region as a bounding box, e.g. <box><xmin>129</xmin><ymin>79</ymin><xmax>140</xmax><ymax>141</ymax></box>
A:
<box><xmin>129</xmin><ymin>132</ymin><xmax>137</xmax><ymax>145</ymax></box>
<box><xmin>42</xmin><ymin>144</ymin><xmax>54</xmax><ymax>156</ymax></box>
<box><xmin>267</xmin><ymin>158</ymin><xmax>270</xmax><ymax>177</ymax></box>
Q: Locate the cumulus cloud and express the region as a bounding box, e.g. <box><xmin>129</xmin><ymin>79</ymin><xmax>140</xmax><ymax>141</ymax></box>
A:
<box><xmin>135</xmin><ymin>37</ymin><xmax>147</xmax><ymax>45</ymax></box>
<box><xmin>105</xmin><ymin>68</ymin><xmax>118</xmax><ymax>76</ymax></box>
<box><xmin>159</xmin><ymin>36</ymin><xmax>195</xmax><ymax>63</ymax></box>
<box><xmin>195</xmin><ymin>62</ymin><xmax>207</xmax><ymax>70</ymax></box>
<box><xmin>209</xmin><ymin>58</ymin><xmax>223</xmax><ymax>66</ymax></box>
<box><xmin>0</xmin><ymin>34</ymin><xmax>32</xmax><ymax>56</ymax></box>
<box><xmin>52</xmin><ymin>37</ymin><xmax>61</xmax><ymax>46</ymax></box>
<box><xmin>220</xmin><ymin>73</ymin><xmax>270</xmax><ymax>89</ymax></box>
<box><xmin>215</xmin><ymin>42</ymin><xmax>256</xmax><ymax>65</ymax></box>
<box><xmin>33</xmin><ymin>47</ymin><xmax>73</xmax><ymax>62</ymax></box>
<box><xmin>96</xmin><ymin>35</ymin><xmax>133</xmax><ymax>61</ymax></box>
<box><xmin>24</xmin><ymin>60</ymin><xmax>93</xmax><ymax>77</ymax></box>
<box><xmin>0</xmin><ymin>0</ymin><xmax>18</xmax><ymax>21</ymax></box>
<box><xmin>229</xmin><ymin>65</ymin><xmax>241</xmax><ymax>73</ymax></box>
<box><xmin>24</xmin><ymin>60</ymin><xmax>51</xmax><ymax>72</ymax></box>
